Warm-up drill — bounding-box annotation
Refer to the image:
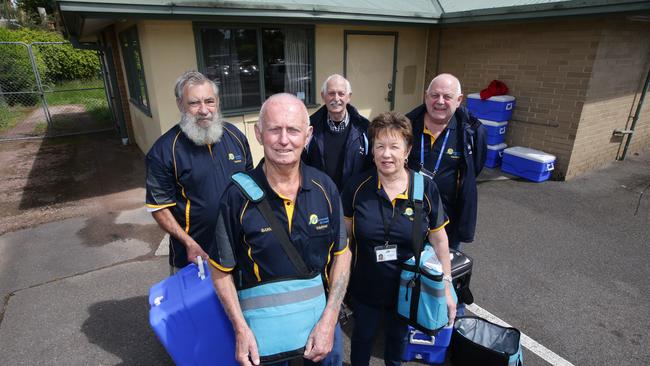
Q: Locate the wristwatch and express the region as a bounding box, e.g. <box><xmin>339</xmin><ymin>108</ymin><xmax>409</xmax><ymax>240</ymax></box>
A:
<box><xmin>442</xmin><ymin>274</ymin><xmax>453</xmax><ymax>283</ymax></box>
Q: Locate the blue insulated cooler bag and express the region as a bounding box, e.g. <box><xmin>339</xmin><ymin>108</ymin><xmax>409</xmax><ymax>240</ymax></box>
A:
<box><xmin>397</xmin><ymin>245</ymin><xmax>457</xmax><ymax>334</ymax></box>
<box><xmin>238</xmin><ymin>272</ymin><xmax>326</xmax><ymax>363</ymax></box>
<box><xmin>231</xmin><ymin>172</ymin><xmax>327</xmax><ymax>364</ymax></box>
<box><xmin>396</xmin><ymin>172</ymin><xmax>456</xmax><ymax>335</ymax></box>
<box><xmin>451</xmin><ymin>316</ymin><xmax>523</xmax><ymax>366</ymax></box>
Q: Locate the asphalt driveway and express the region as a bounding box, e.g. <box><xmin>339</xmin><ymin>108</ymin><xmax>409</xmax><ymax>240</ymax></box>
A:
<box><xmin>0</xmin><ymin>131</ymin><xmax>648</xmax><ymax>365</ymax></box>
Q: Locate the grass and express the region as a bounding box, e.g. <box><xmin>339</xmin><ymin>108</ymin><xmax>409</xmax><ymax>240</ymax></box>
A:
<box><xmin>1</xmin><ymin>78</ymin><xmax>111</xmax><ymax>135</ymax></box>
<box><xmin>0</xmin><ymin>104</ymin><xmax>35</xmax><ymax>133</ymax></box>
<box><xmin>45</xmin><ymin>78</ymin><xmax>111</xmax><ymax>122</ymax></box>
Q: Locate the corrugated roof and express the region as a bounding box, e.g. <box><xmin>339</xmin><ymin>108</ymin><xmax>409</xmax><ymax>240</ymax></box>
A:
<box><xmin>57</xmin><ymin>0</ymin><xmax>442</xmax><ymax>23</ymax></box>
<box><xmin>57</xmin><ymin>0</ymin><xmax>650</xmax><ymax>38</ymax></box>
<box><xmin>439</xmin><ymin>0</ymin><xmax>569</xmax><ymax>13</ymax></box>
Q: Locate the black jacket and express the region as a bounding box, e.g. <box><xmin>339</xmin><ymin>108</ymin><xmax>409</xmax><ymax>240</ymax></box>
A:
<box><xmin>303</xmin><ymin>104</ymin><xmax>372</xmax><ymax>190</ymax></box>
<box><xmin>406</xmin><ymin>104</ymin><xmax>487</xmax><ymax>243</ymax></box>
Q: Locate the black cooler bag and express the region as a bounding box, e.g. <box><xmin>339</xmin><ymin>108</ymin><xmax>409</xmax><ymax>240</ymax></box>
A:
<box><xmin>451</xmin><ymin>316</ymin><xmax>523</xmax><ymax>366</ymax></box>
<box><xmin>450</xmin><ymin>249</ymin><xmax>473</xmax><ymax>304</ymax></box>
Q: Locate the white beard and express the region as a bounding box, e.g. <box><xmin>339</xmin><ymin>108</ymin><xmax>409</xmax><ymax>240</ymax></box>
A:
<box><xmin>179</xmin><ymin>111</ymin><xmax>224</xmax><ymax>145</ymax></box>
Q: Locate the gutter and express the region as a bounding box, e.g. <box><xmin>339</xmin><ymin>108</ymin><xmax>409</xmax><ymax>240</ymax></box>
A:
<box><xmin>439</xmin><ymin>0</ymin><xmax>650</xmax><ymax>24</ymax></box>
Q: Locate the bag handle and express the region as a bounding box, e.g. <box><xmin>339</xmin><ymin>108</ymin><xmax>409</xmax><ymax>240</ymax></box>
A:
<box><xmin>410</xmin><ymin>170</ymin><xmax>425</xmax><ymax>270</ymax></box>
<box><xmin>231</xmin><ymin>172</ymin><xmax>310</xmax><ymax>275</ymax></box>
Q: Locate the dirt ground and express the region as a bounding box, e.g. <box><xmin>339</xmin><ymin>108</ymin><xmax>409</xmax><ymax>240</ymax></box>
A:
<box><xmin>1</xmin><ymin>104</ymin><xmax>113</xmax><ymax>139</ymax></box>
<box><xmin>0</xmin><ymin>130</ymin><xmax>147</xmax><ymax>235</ymax></box>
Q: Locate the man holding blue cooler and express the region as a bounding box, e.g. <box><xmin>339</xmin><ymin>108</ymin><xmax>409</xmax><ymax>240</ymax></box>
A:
<box><xmin>209</xmin><ymin>93</ymin><xmax>351</xmax><ymax>366</ymax></box>
<box><xmin>145</xmin><ymin>71</ymin><xmax>253</xmax><ymax>273</ymax></box>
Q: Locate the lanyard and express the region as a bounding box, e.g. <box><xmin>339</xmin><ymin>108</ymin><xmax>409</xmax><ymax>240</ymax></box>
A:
<box><xmin>377</xmin><ymin>188</ymin><xmax>407</xmax><ymax>245</ymax></box>
<box><xmin>420</xmin><ymin>129</ymin><xmax>450</xmax><ymax>177</ymax></box>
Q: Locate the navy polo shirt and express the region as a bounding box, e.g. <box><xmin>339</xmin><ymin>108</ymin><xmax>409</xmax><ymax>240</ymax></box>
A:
<box><xmin>341</xmin><ymin>169</ymin><xmax>448</xmax><ymax>307</ymax></box>
<box><xmin>418</xmin><ymin>116</ymin><xmax>462</xmax><ymax>218</ymax></box>
<box><xmin>208</xmin><ymin>162</ymin><xmax>348</xmax><ymax>288</ymax></box>
<box><xmin>145</xmin><ymin>123</ymin><xmax>253</xmax><ymax>268</ymax></box>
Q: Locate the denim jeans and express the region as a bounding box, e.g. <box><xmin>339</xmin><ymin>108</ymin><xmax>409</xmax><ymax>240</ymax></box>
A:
<box><xmin>350</xmin><ymin>298</ymin><xmax>408</xmax><ymax>366</ymax></box>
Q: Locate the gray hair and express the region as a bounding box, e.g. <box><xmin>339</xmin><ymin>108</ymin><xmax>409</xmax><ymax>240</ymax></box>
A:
<box><xmin>320</xmin><ymin>74</ymin><xmax>352</xmax><ymax>95</ymax></box>
<box><xmin>427</xmin><ymin>73</ymin><xmax>462</xmax><ymax>96</ymax></box>
<box><xmin>174</xmin><ymin>71</ymin><xmax>219</xmax><ymax>102</ymax></box>
<box><xmin>258</xmin><ymin>93</ymin><xmax>310</xmax><ymax>129</ymax></box>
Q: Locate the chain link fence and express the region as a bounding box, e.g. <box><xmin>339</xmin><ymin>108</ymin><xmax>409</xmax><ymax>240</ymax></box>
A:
<box><xmin>0</xmin><ymin>41</ymin><xmax>113</xmax><ymax>139</ymax></box>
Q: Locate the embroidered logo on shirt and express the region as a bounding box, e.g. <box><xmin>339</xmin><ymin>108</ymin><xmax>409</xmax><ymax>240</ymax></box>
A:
<box><xmin>446</xmin><ymin>148</ymin><xmax>462</xmax><ymax>159</ymax></box>
<box><xmin>404</xmin><ymin>207</ymin><xmax>414</xmax><ymax>216</ymax></box>
<box><xmin>228</xmin><ymin>153</ymin><xmax>243</xmax><ymax>163</ymax></box>
<box><xmin>310</xmin><ymin>214</ymin><xmax>330</xmax><ymax>230</ymax></box>
<box><xmin>261</xmin><ymin>226</ymin><xmax>272</xmax><ymax>233</ymax></box>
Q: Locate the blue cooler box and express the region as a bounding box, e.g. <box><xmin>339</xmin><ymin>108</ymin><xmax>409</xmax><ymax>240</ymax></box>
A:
<box><xmin>480</xmin><ymin>119</ymin><xmax>508</xmax><ymax>145</ymax></box>
<box><xmin>486</xmin><ymin>143</ymin><xmax>507</xmax><ymax>168</ymax></box>
<box><xmin>467</xmin><ymin>93</ymin><xmax>515</xmax><ymax>122</ymax></box>
<box><xmin>149</xmin><ymin>261</ymin><xmax>237</xmax><ymax>366</ymax></box>
<box><xmin>501</xmin><ymin>146</ymin><xmax>556</xmax><ymax>182</ymax></box>
<box><xmin>402</xmin><ymin>326</ymin><xmax>453</xmax><ymax>364</ymax></box>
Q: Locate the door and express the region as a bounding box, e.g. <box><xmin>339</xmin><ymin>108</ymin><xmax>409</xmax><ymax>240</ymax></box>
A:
<box><xmin>344</xmin><ymin>32</ymin><xmax>397</xmax><ymax>119</ymax></box>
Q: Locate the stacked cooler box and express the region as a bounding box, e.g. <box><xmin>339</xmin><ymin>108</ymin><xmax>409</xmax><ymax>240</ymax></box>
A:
<box><xmin>501</xmin><ymin>146</ymin><xmax>556</xmax><ymax>182</ymax></box>
<box><xmin>466</xmin><ymin>93</ymin><xmax>515</xmax><ymax>168</ymax></box>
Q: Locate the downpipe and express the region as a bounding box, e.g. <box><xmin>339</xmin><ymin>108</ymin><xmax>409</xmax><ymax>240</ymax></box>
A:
<box><xmin>617</xmin><ymin>65</ymin><xmax>650</xmax><ymax>160</ymax></box>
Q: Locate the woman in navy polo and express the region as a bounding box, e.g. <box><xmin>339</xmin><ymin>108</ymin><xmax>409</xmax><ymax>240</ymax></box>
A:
<box><xmin>341</xmin><ymin>112</ymin><xmax>456</xmax><ymax>366</ymax></box>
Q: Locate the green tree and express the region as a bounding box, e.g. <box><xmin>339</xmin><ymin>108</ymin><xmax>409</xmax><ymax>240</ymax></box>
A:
<box><xmin>16</xmin><ymin>0</ymin><xmax>54</xmax><ymax>16</ymax></box>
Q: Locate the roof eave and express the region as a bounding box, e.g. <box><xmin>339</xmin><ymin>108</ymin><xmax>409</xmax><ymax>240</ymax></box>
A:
<box><xmin>57</xmin><ymin>1</ymin><xmax>440</xmax><ymax>28</ymax></box>
<box><xmin>439</xmin><ymin>0</ymin><xmax>650</xmax><ymax>24</ymax></box>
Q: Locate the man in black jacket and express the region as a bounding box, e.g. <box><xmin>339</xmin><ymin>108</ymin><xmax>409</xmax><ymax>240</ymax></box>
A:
<box><xmin>406</xmin><ymin>73</ymin><xmax>487</xmax><ymax>251</ymax></box>
<box><xmin>303</xmin><ymin>74</ymin><xmax>371</xmax><ymax>191</ymax></box>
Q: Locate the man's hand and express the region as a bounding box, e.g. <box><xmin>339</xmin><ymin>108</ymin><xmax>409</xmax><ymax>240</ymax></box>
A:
<box><xmin>186</xmin><ymin>240</ymin><xmax>209</xmax><ymax>264</ymax></box>
<box><xmin>235</xmin><ymin>326</ymin><xmax>260</xmax><ymax>366</ymax></box>
<box><xmin>151</xmin><ymin>209</ymin><xmax>208</xmax><ymax>265</ymax></box>
<box><xmin>303</xmin><ymin>319</ymin><xmax>335</xmax><ymax>362</ymax></box>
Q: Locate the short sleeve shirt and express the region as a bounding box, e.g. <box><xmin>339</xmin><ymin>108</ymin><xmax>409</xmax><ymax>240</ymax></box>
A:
<box><xmin>208</xmin><ymin>162</ymin><xmax>348</xmax><ymax>289</ymax></box>
<box><xmin>145</xmin><ymin>123</ymin><xmax>253</xmax><ymax>267</ymax></box>
<box><xmin>341</xmin><ymin>168</ymin><xmax>448</xmax><ymax>306</ymax></box>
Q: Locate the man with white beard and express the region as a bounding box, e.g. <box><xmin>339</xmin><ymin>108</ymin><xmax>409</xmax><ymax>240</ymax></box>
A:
<box><xmin>146</xmin><ymin>71</ymin><xmax>253</xmax><ymax>272</ymax></box>
<box><xmin>303</xmin><ymin>74</ymin><xmax>371</xmax><ymax>191</ymax></box>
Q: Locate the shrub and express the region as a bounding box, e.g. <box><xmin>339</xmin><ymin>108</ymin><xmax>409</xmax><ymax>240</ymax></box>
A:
<box><xmin>0</xmin><ymin>27</ymin><xmax>100</xmax><ymax>83</ymax></box>
<box><xmin>0</xmin><ymin>28</ymin><xmax>40</xmax><ymax>106</ymax></box>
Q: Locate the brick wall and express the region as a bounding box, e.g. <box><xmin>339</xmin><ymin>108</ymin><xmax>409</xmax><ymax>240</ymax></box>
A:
<box><xmin>426</xmin><ymin>19</ymin><xmax>604</xmax><ymax>179</ymax></box>
<box><xmin>568</xmin><ymin>19</ymin><xmax>650</xmax><ymax>177</ymax></box>
<box><xmin>425</xmin><ymin>17</ymin><xmax>650</xmax><ymax>180</ymax></box>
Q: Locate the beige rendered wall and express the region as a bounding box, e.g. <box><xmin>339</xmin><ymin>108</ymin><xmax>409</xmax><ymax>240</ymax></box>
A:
<box><xmin>567</xmin><ymin>19</ymin><xmax>650</xmax><ymax>178</ymax></box>
<box><xmin>115</xmin><ymin>20</ymin><xmax>198</xmax><ymax>154</ymax></box>
<box><xmin>116</xmin><ymin>21</ymin><xmax>428</xmax><ymax>162</ymax></box>
<box><xmin>314</xmin><ymin>24</ymin><xmax>428</xmax><ymax>116</ymax></box>
<box><xmin>426</xmin><ymin>19</ymin><xmax>606</xmax><ymax>179</ymax></box>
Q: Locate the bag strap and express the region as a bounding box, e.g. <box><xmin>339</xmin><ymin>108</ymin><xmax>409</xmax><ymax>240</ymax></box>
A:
<box><xmin>231</xmin><ymin>172</ymin><xmax>310</xmax><ymax>275</ymax></box>
<box><xmin>410</xmin><ymin>170</ymin><xmax>425</xmax><ymax>270</ymax></box>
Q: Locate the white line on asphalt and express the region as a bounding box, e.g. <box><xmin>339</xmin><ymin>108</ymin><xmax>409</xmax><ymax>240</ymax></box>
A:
<box><xmin>466</xmin><ymin>303</ymin><xmax>575</xmax><ymax>366</ymax></box>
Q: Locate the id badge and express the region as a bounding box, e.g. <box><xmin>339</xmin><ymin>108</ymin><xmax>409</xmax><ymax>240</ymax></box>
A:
<box><xmin>420</xmin><ymin>166</ymin><xmax>435</xmax><ymax>179</ymax></box>
<box><xmin>374</xmin><ymin>244</ymin><xmax>398</xmax><ymax>262</ymax></box>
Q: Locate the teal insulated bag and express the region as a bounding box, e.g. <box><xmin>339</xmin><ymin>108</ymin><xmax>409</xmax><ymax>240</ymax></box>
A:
<box><xmin>396</xmin><ymin>172</ymin><xmax>456</xmax><ymax>335</ymax></box>
<box><xmin>231</xmin><ymin>172</ymin><xmax>326</xmax><ymax>364</ymax></box>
